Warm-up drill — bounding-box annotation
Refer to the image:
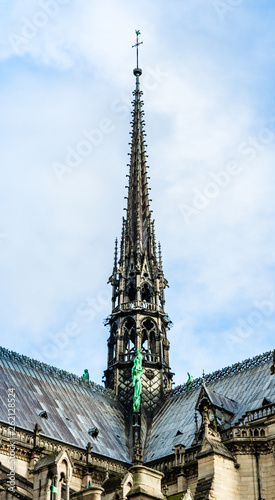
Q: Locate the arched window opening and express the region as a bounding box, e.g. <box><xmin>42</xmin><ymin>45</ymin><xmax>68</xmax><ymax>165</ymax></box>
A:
<box><xmin>141</xmin><ymin>319</ymin><xmax>156</xmax><ymax>355</ymax></box>
<box><xmin>123</xmin><ymin>318</ymin><xmax>136</xmax><ymax>354</ymax></box>
<box><xmin>111</xmin><ymin>323</ymin><xmax>118</xmax><ymax>339</ymax></box>
<box><xmin>60</xmin><ymin>471</ymin><xmax>66</xmax><ymax>482</ymax></box>
<box><xmin>112</xmin><ymin>344</ymin><xmax>116</xmax><ymax>360</ymax></box>
<box><xmin>143</xmin><ymin>335</ymin><xmax>149</xmax><ymax>351</ymax></box>
<box><xmin>141</xmin><ymin>283</ymin><xmax>152</xmax><ymax>303</ymax></box>
<box><xmin>109</xmin><ymin>324</ymin><xmax>118</xmax><ymax>362</ymax></box>
<box><xmin>150</xmin><ymin>332</ymin><xmax>156</xmax><ymax>354</ymax></box>
<box><xmin>128</xmin><ymin>283</ymin><xmax>136</xmax><ymax>302</ymax></box>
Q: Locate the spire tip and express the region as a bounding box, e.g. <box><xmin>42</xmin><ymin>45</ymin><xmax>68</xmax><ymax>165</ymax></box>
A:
<box><xmin>132</xmin><ymin>30</ymin><xmax>143</xmax><ymax>74</ymax></box>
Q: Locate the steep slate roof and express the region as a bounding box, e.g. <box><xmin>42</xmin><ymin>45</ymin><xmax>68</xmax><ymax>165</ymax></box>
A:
<box><xmin>196</xmin><ymin>385</ymin><xmax>237</xmax><ymax>414</ymax></box>
<box><xmin>144</xmin><ymin>350</ymin><xmax>275</xmax><ymax>462</ymax></box>
<box><xmin>0</xmin><ymin>347</ymin><xmax>130</xmax><ymax>463</ymax></box>
<box><xmin>1</xmin><ymin>347</ymin><xmax>274</xmax><ymax>466</ymax></box>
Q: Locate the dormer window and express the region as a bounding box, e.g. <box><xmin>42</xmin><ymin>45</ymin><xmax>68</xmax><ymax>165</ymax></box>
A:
<box><xmin>39</xmin><ymin>410</ymin><xmax>48</xmax><ymax>419</ymax></box>
<box><xmin>88</xmin><ymin>427</ymin><xmax>99</xmax><ymax>439</ymax></box>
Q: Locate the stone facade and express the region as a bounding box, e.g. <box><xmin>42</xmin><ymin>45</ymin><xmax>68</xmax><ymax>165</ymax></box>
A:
<box><xmin>2</xmin><ymin>417</ymin><xmax>275</xmax><ymax>500</ymax></box>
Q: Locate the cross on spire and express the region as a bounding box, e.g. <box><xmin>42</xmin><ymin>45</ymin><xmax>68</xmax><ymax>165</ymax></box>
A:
<box><xmin>132</xmin><ymin>29</ymin><xmax>143</xmax><ymax>69</ymax></box>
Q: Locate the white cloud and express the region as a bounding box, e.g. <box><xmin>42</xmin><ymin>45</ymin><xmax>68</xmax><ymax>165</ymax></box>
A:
<box><xmin>0</xmin><ymin>0</ymin><xmax>275</xmax><ymax>385</ymax></box>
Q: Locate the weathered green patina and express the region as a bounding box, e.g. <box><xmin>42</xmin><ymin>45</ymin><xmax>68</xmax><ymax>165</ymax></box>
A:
<box><xmin>82</xmin><ymin>369</ymin><xmax>89</xmax><ymax>384</ymax></box>
<box><xmin>186</xmin><ymin>372</ymin><xmax>193</xmax><ymax>390</ymax></box>
<box><xmin>132</xmin><ymin>350</ymin><xmax>144</xmax><ymax>411</ymax></box>
<box><xmin>50</xmin><ymin>479</ymin><xmax>58</xmax><ymax>494</ymax></box>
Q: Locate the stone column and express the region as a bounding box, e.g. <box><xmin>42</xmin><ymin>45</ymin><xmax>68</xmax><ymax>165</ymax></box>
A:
<box><xmin>136</xmin><ymin>274</ymin><xmax>141</xmax><ymax>302</ymax></box>
<box><xmin>71</xmin><ymin>486</ymin><xmax>104</xmax><ymax>500</ymax></box>
<box><xmin>127</xmin><ymin>465</ymin><xmax>165</xmax><ymax>500</ymax></box>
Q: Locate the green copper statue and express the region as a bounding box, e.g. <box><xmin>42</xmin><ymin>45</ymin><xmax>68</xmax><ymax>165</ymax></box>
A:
<box><xmin>132</xmin><ymin>350</ymin><xmax>144</xmax><ymax>411</ymax></box>
<box><xmin>82</xmin><ymin>369</ymin><xmax>89</xmax><ymax>385</ymax></box>
<box><xmin>186</xmin><ymin>372</ymin><xmax>193</xmax><ymax>390</ymax></box>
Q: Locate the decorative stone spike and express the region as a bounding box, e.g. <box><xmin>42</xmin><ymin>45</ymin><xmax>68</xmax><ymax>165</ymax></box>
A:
<box><xmin>113</xmin><ymin>238</ymin><xmax>118</xmax><ymax>272</ymax></box>
<box><xmin>195</xmin><ymin>411</ymin><xmax>198</xmax><ymax>434</ymax></box>
<box><xmin>152</xmin><ymin>221</ymin><xmax>157</xmax><ymax>257</ymax></box>
<box><xmin>158</xmin><ymin>243</ymin><xmax>163</xmax><ymax>272</ymax></box>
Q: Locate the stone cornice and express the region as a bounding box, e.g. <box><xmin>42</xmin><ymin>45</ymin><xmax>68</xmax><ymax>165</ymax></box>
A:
<box><xmin>0</xmin><ymin>423</ymin><xmax>129</xmax><ymax>473</ymax></box>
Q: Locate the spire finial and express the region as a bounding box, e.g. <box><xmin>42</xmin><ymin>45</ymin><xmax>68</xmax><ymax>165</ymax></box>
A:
<box><xmin>132</xmin><ymin>30</ymin><xmax>143</xmax><ymax>78</ymax></box>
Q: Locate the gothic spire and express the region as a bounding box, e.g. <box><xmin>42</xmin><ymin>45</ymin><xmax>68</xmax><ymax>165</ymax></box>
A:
<box><xmin>105</xmin><ymin>35</ymin><xmax>173</xmax><ymax>421</ymax></box>
<box><xmin>124</xmin><ymin>36</ymin><xmax>154</xmax><ymax>260</ymax></box>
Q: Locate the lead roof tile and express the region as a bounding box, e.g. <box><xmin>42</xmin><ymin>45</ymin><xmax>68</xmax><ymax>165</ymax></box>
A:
<box><xmin>0</xmin><ymin>347</ymin><xmax>130</xmax><ymax>463</ymax></box>
<box><xmin>144</xmin><ymin>351</ymin><xmax>275</xmax><ymax>462</ymax></box>
<box><xmin>1</xmin><ymin>347</ymin><xmax>274</xmax><ymax>465</ymax></box>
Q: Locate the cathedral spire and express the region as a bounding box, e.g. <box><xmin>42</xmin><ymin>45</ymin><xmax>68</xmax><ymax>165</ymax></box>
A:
<box><xmin>124</xmin><ymin>33</ymin><xmax>154</xmax><ymax>259</ymax></box>
<box><xmin>105</xmin><ymin>36</ymin><xmax>173</xmax><ymax>427</ymax></box>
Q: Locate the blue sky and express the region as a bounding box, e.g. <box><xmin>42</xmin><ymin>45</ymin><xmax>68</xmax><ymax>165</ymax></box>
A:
<box><xmin>1</xmin><ymin>0</ymin><xmax>275</xmax><ymax>386</ymax></box>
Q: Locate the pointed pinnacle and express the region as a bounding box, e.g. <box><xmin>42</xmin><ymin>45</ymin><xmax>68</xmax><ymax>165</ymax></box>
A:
<box><xmin>120</xmin><ymin>218</ymin><xmax>126</xmax><ymax>265</ymax></box>
<box><xmin>158</xmin><ymin>243</ymin><xmax>163</xmax><ymax>272</ymax></box>
<box><xmin>113</xmin><ymin>238</ymin><xmax>118</xmax><ymax>271</ymax></box>
<box><xmin>152</xmin><ymin>220</ymin><xmax>157</xmax><ymax>257</ymax></box>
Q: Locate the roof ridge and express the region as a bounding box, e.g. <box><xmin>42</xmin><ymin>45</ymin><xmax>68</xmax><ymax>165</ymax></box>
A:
<box><xmin>205</xmin><ymin>386</ymin><xmax>236</xmax><ymax>403</ymax></box>
<box><xmin>173</xmin><ymin>350</ymin><xmax>273</xmax><ymax>396</ymax></box>
<box><xmin>0</xmin><ymin>346</ymin><xmax>116</xmax><ymax>400</ymax></box>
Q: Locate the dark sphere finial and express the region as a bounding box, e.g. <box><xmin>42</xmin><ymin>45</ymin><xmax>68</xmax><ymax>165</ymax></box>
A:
<box><xmin>133</xmin><ymin>68</ymin><xmax>142</xmax><ymax>77</ymax></box>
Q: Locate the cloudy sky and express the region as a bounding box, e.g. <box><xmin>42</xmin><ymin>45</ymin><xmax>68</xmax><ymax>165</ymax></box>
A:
<box><xmin>1</xmin><ymin>0</ymin><xmax>275</xmax><ymax>386</ymax></box>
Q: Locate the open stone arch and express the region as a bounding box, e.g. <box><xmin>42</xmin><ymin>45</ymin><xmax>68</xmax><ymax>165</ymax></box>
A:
<box><xmin>126</xmin><ymin>280</ymin><xmax>136</xmax><ymax>302</ymax></box>
<box><xmin>121</xmin><ymin>471</ymin><xmax>133</xmax><ymax>498</ymax></box>
<box><xmin>141</xmin><ymin>281</ymin><xmax>153</xmax><ymax>303</ymax></box>
<box><xmin>111</xmin><ymin>322</ymin><xmax>118</xmax><ymax>338</ymax></box>
<box><xmin>122</xmin><ymin>317</ymin><xmax>136</xmax><ymax>354</ymax></box>
<box><xmin>33</xmin><ymin>449</ymin><xmax>73</xmax><ymax>500</ymax></box>
<box><xmin>108</xmin><ymin>323</ymin><xmax>118</xmax><ymax>362</ymax></box>
<box><xmin>141</xmin><ymin>318</ymin><xmax>157</xmax><ymax>354</ymax></box>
